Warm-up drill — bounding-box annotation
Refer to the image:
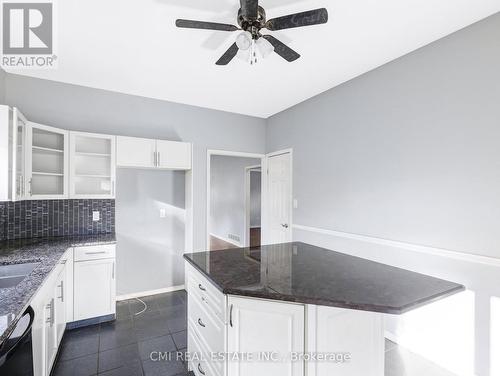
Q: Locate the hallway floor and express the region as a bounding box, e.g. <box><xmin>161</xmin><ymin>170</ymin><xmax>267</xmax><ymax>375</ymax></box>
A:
<box><xmin>52</xmin><ymin>290</ymin><xmax>455</xmax><ymax>376</ymax></box>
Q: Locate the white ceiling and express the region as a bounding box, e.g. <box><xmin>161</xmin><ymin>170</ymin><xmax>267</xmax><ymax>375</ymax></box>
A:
<box><xmin>7</xmin><ymin>0</ymin><xmax>500</xmax><ymax>118</ymax></box>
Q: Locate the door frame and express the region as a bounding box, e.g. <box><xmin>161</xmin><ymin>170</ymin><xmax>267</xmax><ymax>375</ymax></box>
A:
<box><xmin>206</xmin><ymin>149</ymin><xmax>265</xmax><ymax>250</ymax></box>
<box><xmin>244</xmin><ymin>165</ymin><xmax>262</xmax><ymax>247</ymax></box>
<box><xmin>262</xmin><ymin>148</ymin><xmax>293</xmax><ymax>245</ymax></box>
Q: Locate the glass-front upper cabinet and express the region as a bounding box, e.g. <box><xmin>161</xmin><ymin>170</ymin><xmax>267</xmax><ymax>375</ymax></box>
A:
<box><xmin>69</xmin><ymin>132</ymin><xmax>116</xmax><ymax>198</ymax></box>
<box><xmin>26</xmin><ymin>122</ymin><xmax>69</xmax><ymax>199</ymax></box>
<box><xmin>13</xmin><ymin>108</ymin><xmax>27</xmax><ymax>201</ymax></box>
<box><xmin>0</xmin><ymin>106</ymin><xmax>28</xmax><ymax>201</ymax></box>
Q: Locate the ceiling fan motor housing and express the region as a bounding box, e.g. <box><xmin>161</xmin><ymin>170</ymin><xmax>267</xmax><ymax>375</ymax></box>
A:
<box><xmin>238</xmin><ymin>6</ymin><xmax>266</xmax><ymax>37</ymax></box>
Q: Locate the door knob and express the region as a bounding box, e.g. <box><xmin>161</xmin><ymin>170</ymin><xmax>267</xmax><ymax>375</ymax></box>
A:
<box><xmin>281</xmin><ymin>223</ymin><xmax>289</xmax><ymax>228</ymax></box>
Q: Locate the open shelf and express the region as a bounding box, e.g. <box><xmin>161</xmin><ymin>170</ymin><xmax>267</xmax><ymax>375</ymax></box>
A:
<box><xmin>32</xmin><ymin>146</ymin><xmax>64</xmax><ymax>153</ymax></box>
<box><xmin>75</xmin><ymin>152</ymin><xmax>111</xmax><ymax>157</ymax></box>
<box><xmin>75</xmin><ymin>174</ymin><xmax>111</xmax><ymax>178</ymax></box>
<box><xmin>32</xmin><ymin>171</ymin><xmax>64</xmax><ymax>176</ymax></box>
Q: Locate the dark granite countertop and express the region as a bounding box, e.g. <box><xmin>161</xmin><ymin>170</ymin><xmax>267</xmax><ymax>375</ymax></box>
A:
<box><xmin>184</xmin><ymin>242</ymin><xmax>465</xmax><ymax>315</ymax></box>
<box><xmin>0</xmin><ymin>234</ymin><xmax>116</xmax><ymax>342</ymax></box>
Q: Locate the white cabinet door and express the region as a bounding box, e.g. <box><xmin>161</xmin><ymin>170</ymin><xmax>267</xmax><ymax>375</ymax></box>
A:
<box><xmin>312</xmin><ymin>306</ymin><xmax>384</xmax><ymax>376</ymax></box>
<box><xmin>13</xmin><ymin>108</ymin><xmax>28</xmax><ymax>201</ymax></box>
<box><xmin>54</xmin><ymin>266</ymin><xmax>67</xmax><ymax>345</ymax></box>
<box><xmin>69</xmin><ymin>131</ymin><xmax>116</xmax><ymax>198</ymax></box>
<box><xmin>116</xmin><ymin>136</ymin><xmax>156</xmax><ymax>168</ymax></box>
<box><xmin>44</xmin><ymin>296</ymin><xmax>57</xmax><ymax>376</ymax></box>
<box><xmin>0</xmin><ymin>106</ymin><xmax>28</xmax><ymax>201</ymax></box>
<box><xmin>156</xmin><ymin>140</ymin><xmax>191</xmax><ymax>170</ymax></box>
<box><xmin>227</xmin><ymin>296</ymin><xmax>304</xmax><ymax>376</ymax></box>
<box><xmin>26</xmin><ymin>122</ymin><xmax>69</xmax><ymax>199</ymax></box>
<box><xmin>74</xmin><ymin>258</ymin><xmax>116</xmax><ymax>321</ymax></box>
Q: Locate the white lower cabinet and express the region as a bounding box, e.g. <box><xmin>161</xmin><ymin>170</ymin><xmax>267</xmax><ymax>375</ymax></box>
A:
<box><xmin>73</xmin><ymin>246</ymin><xmax>116</xmax><ymax>321</ymax></box>
<box><xmin>31</xmin><ymin>250</ymin><xmax>70</xmax><ymax>376</ymax></box>
<box><xmin>227</xmin><ymin>296</ymin><xmax>305</xmax><ymax>376</ymax></box>
<box><xmin>186</xmin><ymin>262</ymin><xmax>385</xmax><ymax>376</ymax></box>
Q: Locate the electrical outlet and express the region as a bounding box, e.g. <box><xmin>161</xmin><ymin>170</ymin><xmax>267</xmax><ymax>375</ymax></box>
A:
<box><xmin>160</xmin><ymin>209</ymin><xmax>166</xmax><ymax>218</ymax></box>
<box><xmin>92</xmin><ymin>211</ymin><xmax>100</xmax><ymax>222</ymax></box>
<box><xmin>293</xmin><ymin>199</ymin><xmax>298</xmax><ymax>209</ymax></box>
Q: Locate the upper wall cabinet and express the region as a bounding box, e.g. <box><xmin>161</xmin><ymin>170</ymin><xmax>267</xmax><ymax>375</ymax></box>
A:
<box><xmin>69</xmin><ymin>132</ymin><xmax>116</xmax><ymax>199</ymax></box>
<box><xmin>0</xmin><ymin>105</ymin><xmax>28</xmax><ymax>201</ymax></box>
<box><xmin>116</xmin><ymin>136</ymin><xmax>156</xmax><ymax>169</ymax></box>
<box><xmin>26</xmin><ymin>122</ymin><xmax>69</xmax><ymax>199</ymax></box>
<box><xmin>116</xmin><ymin>136</ymin><xmax>191</xmax><ymax>170</ymax></box>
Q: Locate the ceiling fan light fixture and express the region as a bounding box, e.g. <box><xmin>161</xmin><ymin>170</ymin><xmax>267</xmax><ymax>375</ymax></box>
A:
<box><xmin>236</xmin><ymin>31</ymin><xmax>252</xmax><ymax>50</ymax></box>
<box><xmin>256</xmin><ymin>37</ymin><xmax>274</xmax><ymax>58</ymax></box>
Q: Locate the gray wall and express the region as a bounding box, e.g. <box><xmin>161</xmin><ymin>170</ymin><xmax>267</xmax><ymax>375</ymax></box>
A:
<box><xmin>250</xmin><ymin>170</ymin><xmax>261</xmax><ymax>228</ymax></box>
<box><xmin>0</xmin><ymin>68</ymin><xmax>5</xmax><ymax>104</ymax></box>
<box><xmin>3</xmin><ymin>73</ymin><xmax>267</xmax><ymax>251</ymax></box>
<box><xmin>210</xmin><ymin>155</ymin><xmax>260</xmax><ymax>245</ymax></box>
<box><xmin>115</xmin><ymin>169</ymin><xmax>185</xmax><ymax>295</ymax></box>
<box><xmin>267</xmin><ymin>12</ymin><xmax>500</xmax><ymax>259</ymax></box>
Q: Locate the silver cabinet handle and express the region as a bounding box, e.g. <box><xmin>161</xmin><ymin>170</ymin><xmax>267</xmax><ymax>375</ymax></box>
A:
<box><xmin>158</xmin><ymin>152</ymin><xmax>161</xmax><ymax>167</ymax></box>
<box><xmin>197</xmin><ymin>318</ymin><xmax>206</xmax><ymax>328</ymax></box>
<box><xmin>28</xmin><ymin>178</ymin><xmax>32</xmax><ymax>196</ymax></box>
<box><xmin>85</xmin><ymin>251</ymin><xmax>106</xmax><ymax>255</ymax></box>
<box><xmin>229</xmin><ymin>304</ymin><xmax>233</xmax><ymax>327</ymax></box>
<box><xmin>112</xmin><ymin>262</ymin><xmax>115</xmax><ymax>279</ymax></box>
<box><xmin>153</xmin><ymin>151</ymin><xmax>157</xmax><ymax>166</ymax></box>
<box><xmin>45</xmin><ymin>302</ymin><xmax>52</xmax><ymax>323</ymax></box>
<box><xmin>58</xmin><ymin>281</ymin><xmax>64</xmax><ymax>302</ymax></box>
<box><xmin>198</xmin><ymin>284</ymin><xmax>206</xmax><ymax>291</ymax></box>
<box><xmin>197</xmin><ymin>363</ymin><xmax>205</xmax><ymax>375</ymax></box>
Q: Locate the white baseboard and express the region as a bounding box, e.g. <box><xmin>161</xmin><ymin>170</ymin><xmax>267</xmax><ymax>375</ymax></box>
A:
<box><xmin>209</xmin><ymin>233</ymin><xmax>241</xmax><ymax>247</ymax></box>
<box><xmin>116</xmin><ymin>285</ymin><xmax>185</xmax><ymax>301</ymax></box>
<box><xmin>293</xmin><ymin>224</ymin><xmax>500</xmax><ymax>267</ymax></box>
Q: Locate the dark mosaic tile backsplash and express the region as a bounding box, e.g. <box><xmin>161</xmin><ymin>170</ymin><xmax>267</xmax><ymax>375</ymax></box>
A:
<box><xmin>0</xmin><ymin>199</ymin><xmax>115</xmax><ymax>241</ymax></box>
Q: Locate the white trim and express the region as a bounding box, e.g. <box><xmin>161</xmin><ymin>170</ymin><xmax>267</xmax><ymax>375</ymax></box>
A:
<box><xmin>245</xmin><ymin>166</ymin><xmax>262</xmax><ymax>246</ymax></box>
<box><xmin>209</xmin><ymin>233</ymin><xmax>241</xmax><ymax>247</ymax></box>
<box><xmin>293</xmin><ymin>224</ymin><xmax>500</xmax><ymax>267</ymax></box>
<box><xmin>206</xmin><ymin>149</ymin><xmax>265</xmax><ymax>250</ymax></box>
<box><xmin>116</xmin><ymin>285</ymin><xmax>185</xmax><ymax>301</ymax></box>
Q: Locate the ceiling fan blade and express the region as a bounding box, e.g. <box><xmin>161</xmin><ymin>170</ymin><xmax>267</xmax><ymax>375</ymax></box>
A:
<box><xmin>176</xmin><ymin>19</ymin><xmax>239</xmax><ymax>32</ymax></box>
<box><xmin>261</xmin><ymin>35</ymin><xmax>300</xmax><ymax>62</ymax></box>
<box><xmin>265</xmin><ymin>8</ymin><xmax>328</xmax><ymax>31</ymax></box>
<box><xmin>216</xmin><ymin>43</ymin><xmax>239</xmax><ymax>65</ymax></box>
<box><xmin>240</xmin><ymin>0</ymin><xmax>259</xmax><ymax>19</ymax></box>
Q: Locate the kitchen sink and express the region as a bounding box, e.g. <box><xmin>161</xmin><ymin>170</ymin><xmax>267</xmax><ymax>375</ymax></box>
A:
<box><xmin>0</xmin><ymin>262</ymin><xmax>39</xmax><ymax>289</ymax></box>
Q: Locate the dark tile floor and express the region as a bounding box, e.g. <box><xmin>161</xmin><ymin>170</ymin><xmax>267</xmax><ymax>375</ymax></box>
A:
<box><xmin>52</xmin><ymin>290</ymin><xmax>453</xmax><ymax>376</ymax></box>
<box><xmin>52</xmin><ymin>290</ymin><xmax>192</xmax><ymax>376</ymax></box>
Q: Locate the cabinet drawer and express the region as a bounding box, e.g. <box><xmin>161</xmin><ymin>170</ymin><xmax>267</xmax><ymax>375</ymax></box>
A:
<box><xmin>186</xmin><ymin>262</ymin><xmax>225</xmax><ymax>323</ymax></box>
<box><xmin>188</xmin><ymin>292</ymin><xmax>225</xmax><ymax>357</ymax></box>
<box><xmin>74</xmin><ymin>244</ymin><xmax>115</xmax><ymax>261</ymax></box>
<box><xmin>189</xmin><ymin>326</ymin><xmax>220</xmax><ymax>376</ymax></box>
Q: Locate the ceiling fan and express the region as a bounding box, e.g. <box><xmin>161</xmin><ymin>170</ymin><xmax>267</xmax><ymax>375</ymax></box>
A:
<box><xmin>175</xmin><ymin>0</ymin><xmax>328</xmax><ymax>65</ymax></box>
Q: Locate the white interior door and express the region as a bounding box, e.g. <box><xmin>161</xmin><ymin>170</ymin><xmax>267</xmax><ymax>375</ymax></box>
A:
<box><xmin>266</xmin><ymin>152</ymin><xmax>292</xmax><ymax>244</ymax></box>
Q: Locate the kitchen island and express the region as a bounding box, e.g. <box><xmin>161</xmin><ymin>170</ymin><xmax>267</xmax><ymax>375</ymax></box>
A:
<box><xmin>184</xmin><ymin>242</ymin><xmax>464</xmax><ymax>376</ymax></box>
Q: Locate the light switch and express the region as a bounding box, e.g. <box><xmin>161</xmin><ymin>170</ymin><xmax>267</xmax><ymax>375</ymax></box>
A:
<box><xmin>160</xmin><ymin>209</ymin><xmax>166</xmax><ymax>218</ymax></box>
<box><xmin>293</xmin><ymin>199</ymin><xmax>298</xmax><ymax>209</ymax></box>
<box><xmin>92</xmin><ymin>211</ymin><xmax>100</xmax><ymax>222</ymax></box>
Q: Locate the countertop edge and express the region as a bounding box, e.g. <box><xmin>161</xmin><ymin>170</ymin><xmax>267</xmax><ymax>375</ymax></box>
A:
<box><xmin>183</xmin><ymin>253</ymin><xmax>466</xmax><ymax>315</ymax></box>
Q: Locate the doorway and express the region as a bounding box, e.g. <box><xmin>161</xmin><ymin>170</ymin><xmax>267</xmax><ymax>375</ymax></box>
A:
<box><xmin>245</xmin><ymin>165</ymin><xmax>262</xmax><ymax>247</ymax></box>
<box><xmin>207</xmin><ymin>150</ymin><xmax>264</xmax><ymax>251</ymax></box>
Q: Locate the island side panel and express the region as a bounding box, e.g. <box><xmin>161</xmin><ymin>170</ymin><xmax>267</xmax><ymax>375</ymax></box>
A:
<box><xmin>306</xmin><ymin>304</ymin><xmax>385</xmax><ymax>376</ymax></box>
